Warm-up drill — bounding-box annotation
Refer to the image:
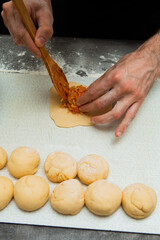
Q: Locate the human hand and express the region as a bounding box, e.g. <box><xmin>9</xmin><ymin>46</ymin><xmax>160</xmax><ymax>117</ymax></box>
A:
<box><xmin>1</xmin><ymin>0</ymin><xmax>54</xmax><ymax>58</ymax></box>
<box><xmin>77</xmin><ymin>45</ymin><xmax>160</xmax><ymax>137</ymax></box>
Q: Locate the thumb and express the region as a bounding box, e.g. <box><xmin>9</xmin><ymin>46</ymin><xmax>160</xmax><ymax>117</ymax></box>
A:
<box><xmin>35</xmin><ymin>11</ymin><xmax>54</xmax><ymax>47</ymax></box>
<box><xmin>35</xmin><ymin>24</ymin><xmax>54</xmax><ymax>47</ymax></box>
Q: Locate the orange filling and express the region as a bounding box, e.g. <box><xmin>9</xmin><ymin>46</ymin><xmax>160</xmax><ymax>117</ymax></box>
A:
<box><xmin>61</xmin><ymin>85</ymin><xmax>86</xmax><ymax>113</ymax></box>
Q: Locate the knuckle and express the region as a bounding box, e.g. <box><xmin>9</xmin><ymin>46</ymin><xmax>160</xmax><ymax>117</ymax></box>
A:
<box><xmin>17</xmin><ymin>28</ymin><xmax>25</xmax><ymax>40</ymax></box>
<box><xmin>1</xmin><ymin>10</ymin><xmax>5</xmax><ymax>20</ymax></box>
<box><xmin>121</xmin><ymin>82</ymin><xmax>132</xmax><ymax>93</ymax></box>
<box><xmin>113</xmin><ymin>110</ymin><xmax>121</xmax><ymax>120</ymax></box>
<box><xmin>38</xmin><ymin>25</ymin><xmax>53</xmax><ymax>42</ymax></box>
<box><xmin>89</xmin><ymin>89</ymin><xmax>95</xmax><ymax>100</ymax></box>
<box><xmin>45</xmin><ymin>26</ymin><xmax>53</xmax><ymax>37</ymax></box>
<box><xmin>95</xmin><ymin>116</ymin><xmax>105</xmax><ymax>124</ymax></box>
<box><xmin>111</xmin><ymin>70</ymin><xmax>122</xmax><ymax>84</ymax></box>
<box><xmin>88</xmin><ymin>84</ymin><xmax>97</xmax><ymax>100</ymax></box>
<box><xmin>96</xmin><ymin>98</ymin><xmax>105</xmax><ymax>110</ymax></box>
<box><xmin>14</xmin><ymin>29</ymin><xmax>25</xmax><ymax>45</ymax></box>
<box><xmin>14</xmin><ymin>37</ymin><xmax>21</xmax><ymax>46</ymax></box>
<box><xmin>2</xmin><ymin>2</ymin><xmax>10</xmax><ymax>11</ymax></box>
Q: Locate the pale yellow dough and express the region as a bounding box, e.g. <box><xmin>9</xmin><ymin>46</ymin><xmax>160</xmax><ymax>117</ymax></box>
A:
<box><xmin>0</xmin><ymin>146</ymin><xmax>7</xmax><ymax>169</ymax></box>
<box><xmin>14</xmin><ymin>175</ymin><xmax>49</xmax><ymax>212</ymax></box>
<box><xmin>85</xmin><ymin>180</ymin><xmax>122</xmax><ymax>216</ymax></box>
<box><xmin>77</xmin><ymin>154</ymin><xmax>109</xmax><ymax>185</ymax></box>
<box><xmin>8</xmin><ymin>146</ymin><xmax>40</xmax><ymax>178</ymax></box>
<box><xmin>122</xmin><ymin>183</ymin><xmax>157</xmax><ymax>219</ymax></box>
<box><xmin>50</xmin><ymin>179</ymin><xmax>84</xmax><ymax>215</ymax></box>
<box><xmin>50</xmin><ymin>82</ymin><xmax>112</xmax><ymax>128</ymax></box>
<box><xmin>44</xmin><ymin>151</ymin><xmax>77</xmax><ymax>183</ymax></box>
<box><xmin>0</xmin><ymin>176</ymin><xmax>14</xmax><ymax>210</ymax></box>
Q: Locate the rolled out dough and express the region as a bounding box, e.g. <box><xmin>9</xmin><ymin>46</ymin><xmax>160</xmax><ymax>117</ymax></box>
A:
<box><xmin>50</xmin><ymin>82</ymin><xmax>112</xmax><ymax>128</ymax></box>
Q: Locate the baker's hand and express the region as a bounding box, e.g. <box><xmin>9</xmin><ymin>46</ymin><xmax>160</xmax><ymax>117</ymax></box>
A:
<box><xmin>77</xmin><ymin>41</ymin><xmax>160</xmax><ymax>137</ymax></box>
<box><xmin>1</xmin><ymin>0</ymin><xmax>53</xmax><ymax>58</ymax></box>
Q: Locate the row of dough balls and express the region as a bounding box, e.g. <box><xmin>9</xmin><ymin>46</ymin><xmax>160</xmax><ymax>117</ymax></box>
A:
<box><xmin>0</xmin><ymin>146</ymin><xmax>157</xmax><ymax>219</ymax></box>
<box><xmin>0</xmin><ymin>146</ymin><xmax>109</xmax><ymax>184</ymax></box>
<box><xmin>0</xmin><ymin>176</ymin><xmax>157</xmax><ymax>219</ymax></box>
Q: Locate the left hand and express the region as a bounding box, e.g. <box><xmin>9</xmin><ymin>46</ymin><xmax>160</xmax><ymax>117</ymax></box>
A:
<box><xmin>1</xmin><ymin>0</ymin><xmax>54</xmax><ymax>58</ymax></box>
<box><xmin>77</xmin><ymin>47</ymin><xmax>160</xmax><ymax>137</ymax></box>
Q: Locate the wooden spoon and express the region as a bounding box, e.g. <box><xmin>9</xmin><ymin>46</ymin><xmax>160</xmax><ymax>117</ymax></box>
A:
<box><xmin>12</xmin><ymin>0</ymin><xmax>69</xmax><ymax>100</ymax></box>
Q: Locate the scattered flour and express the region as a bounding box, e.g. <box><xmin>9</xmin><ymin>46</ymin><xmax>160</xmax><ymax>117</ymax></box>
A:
<box><xmin>0</xmin><ymin>49</ymin><xmax>103</xmax><ymax>80</ymax></box>
<box><xmin>17</xmin><ymin>51</ymin><xmax>26</xmax><ymax>57</ymax></box>
<box><xmin>1</xmin><ymin>49</ymin><xmax>159</xmax><ymax>82</ymax></box>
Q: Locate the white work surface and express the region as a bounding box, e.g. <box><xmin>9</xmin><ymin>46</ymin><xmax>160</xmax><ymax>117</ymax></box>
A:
<box><xmin>0</xmin><ymin>72</ymin><xmax>160</xmax><ymax>234</ymax></box>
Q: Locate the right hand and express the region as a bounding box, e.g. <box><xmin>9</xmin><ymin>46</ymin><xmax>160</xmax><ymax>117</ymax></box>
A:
<box><xmin>1</xmin><ymin>0</ymin><xmax>54</xmax><ymax>58</ymax></box>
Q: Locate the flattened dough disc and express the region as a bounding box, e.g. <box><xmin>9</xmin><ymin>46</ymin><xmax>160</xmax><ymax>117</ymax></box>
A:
<box><xmin>50</xmin><ymin>82</ymin><xmax>112</xmax><ymax>128</ymax></box>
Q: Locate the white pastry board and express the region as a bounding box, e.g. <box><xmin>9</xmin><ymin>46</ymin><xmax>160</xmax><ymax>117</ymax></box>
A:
<box><xmin>0</xmin><ymin>72</ymin><xmax>160</xmax><ymax>234</ymax></box>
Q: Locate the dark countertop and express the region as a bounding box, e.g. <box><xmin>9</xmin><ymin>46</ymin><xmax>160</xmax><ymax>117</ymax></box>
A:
<box><xmin>0</xmin><ymin>223</ymin><xmax>160</xmax><ymax>240</ymax></box>
<box><xmin>0</xmin><ymin>35</ymin><xmax>159</xmax><ymax>240</ymax></box>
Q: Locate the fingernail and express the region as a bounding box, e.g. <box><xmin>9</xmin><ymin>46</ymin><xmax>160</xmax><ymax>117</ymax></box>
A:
<box><xmin>35</xmin><ymin>53</ymin><xmax>41</xmax><ymax>59</ymax></box>
<box><xmin>76</xmin><ymin>100</ymin><xmax>80</xmax><ymax>106</ymax></box>
<box><xmin>37</xmin><ymin>37</ymin><xmax>45</xmax><ymax>47</ymax></box>
<box><xmin>91</xmin><ymin>118</ymin><xmax>96</xmax><ymax>124</ymax></box>
<box><xmin>116</xmin><ymin>131</ymin><xmax>122</xmax><ymax>137</ymax></box>
<box><xmin>79</xmin><ymin>107</ymin><xmax>86</xmax><ymax>112</ymax></box>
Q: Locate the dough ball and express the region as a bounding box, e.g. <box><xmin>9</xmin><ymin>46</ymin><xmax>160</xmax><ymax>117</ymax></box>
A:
<box><xmin>50</xmin><ymin>179</ymin><xmax>84</xmax><ymax>215</ymax></box>
<box><xmin>0</xmin><ymin>146</ymin><xmax>7</xmax><ymax>169</ymax></box>
<box><xmin>14</xmin><ymin>175</ymin><xmax>49</xmax><ymax>212</ymax></box>
<box><xmin>77</xmin><ymin>154</ymin><xmax>109</xmax><ymax>185</ymax></box>
<box><xmin>8</xmin><ymin>146</ymin><xmax>40</xmax><ymax>178</ymax></box>
<box><xmin>122</xmin><ymin>183</ymin><xmax>157</xmax><ymax>219</ymax></box>
<box><xmin>85</xmin><ymin>180</ymin><xmax>122</xmax><ymax>216</ymax></box>
<box><xmin>0</xmin><ymin>176</ymin><xmax>14</xmax><ymax>210</ymax></box>
<box><xmin>44</xmin><ymin>151</ymin><xmax>77</xmax><ymax>183</ymax></box>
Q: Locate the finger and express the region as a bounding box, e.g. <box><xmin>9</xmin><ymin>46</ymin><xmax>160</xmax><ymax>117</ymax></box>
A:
<box><xmin>2</xmin><ymin>4</ymin><xmax>23</xmax><ymax>48</ymax></box>
<box><xmin>13</xmin><ymin>20</ymin><xmax>41</xmax><ymax>58</ymax></box>
<box><xmin>1</xmin><ymin>10</ymin><xmax>8</xmax><ymax>28</ymax></box>
<box><xmin>79</xmin><ymin>88</ymin><xmax>118</xmax><ymax>113</ymax></box>
<box><xmin>35</xmin><ymin>9</ymin><xmax>54</xmax><ymax>47</ymax></box>
<box><xmin>20</xmin><ymin>31</ymin><xmax>41</xmax><ymax>58</ymax></box>
<box><xmin>2</xmin><ymin>2</ymin><xmax>15</xmax><ymax>35</ymax></box>
<box><xmin>91</xmin><ymin>95</ymin><xmax>133</xmax><ymax>124</ymax></box>
<box><xmin>115</xmin><ymin>101</ymin><xmax>142</xmax><ymax>137</ymax></box>
<box><xmin>77</xmin><ymin>68</ymin><xmax>113</xmax><ymax>106</ymax></box>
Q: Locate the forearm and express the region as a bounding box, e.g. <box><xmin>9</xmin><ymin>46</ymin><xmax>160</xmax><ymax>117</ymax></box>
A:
<box><xmin>137</xmin><ymin>31</ymin><xmax>160</xmax><ymax>76</ymax></box>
